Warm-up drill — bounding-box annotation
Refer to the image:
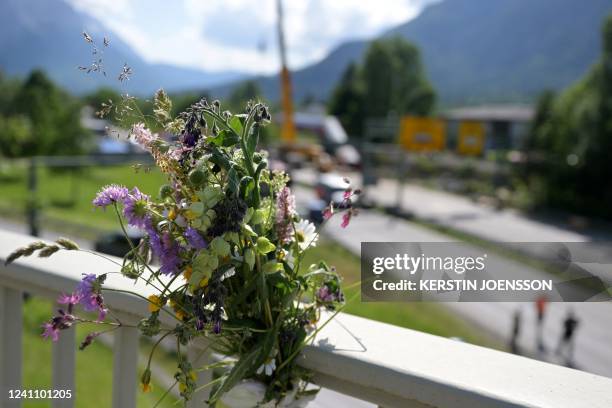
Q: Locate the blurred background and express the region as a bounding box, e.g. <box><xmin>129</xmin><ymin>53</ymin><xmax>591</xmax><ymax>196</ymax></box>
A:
<box><xmin>1</xmin><ymin>0</ymin><xmax>612</xmax><ymax>405</ymax></box>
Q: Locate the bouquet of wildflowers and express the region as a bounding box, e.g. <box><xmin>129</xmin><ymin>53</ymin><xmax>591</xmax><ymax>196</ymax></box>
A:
<box><xmin>7</xmin><ymin>91</ymin><xmax>359</xmax><ymax>406</ymax></box>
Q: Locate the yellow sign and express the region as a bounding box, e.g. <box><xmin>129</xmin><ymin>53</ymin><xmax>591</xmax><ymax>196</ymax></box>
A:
<box><xmin>457</xmin><ymin>121</ymin><xmax>485</xmax><ymax>155</ymax></box>
<box><xmin>398</xmin><ymin>117</ymin><xmax>445</xmax><ymax>152</ymax></box>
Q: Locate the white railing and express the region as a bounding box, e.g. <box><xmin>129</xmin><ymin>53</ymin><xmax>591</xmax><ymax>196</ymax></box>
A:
<box><xmin>1</xmin><ymin>229</ymin><xmax>612</xmax><ymax>408</ymax></box>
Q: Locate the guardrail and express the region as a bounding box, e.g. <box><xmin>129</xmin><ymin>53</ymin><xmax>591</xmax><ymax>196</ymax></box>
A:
<box><xmin>1</xmin><ymin>229</ymin><xmax>612</xmax><ymax>407</ymax></box>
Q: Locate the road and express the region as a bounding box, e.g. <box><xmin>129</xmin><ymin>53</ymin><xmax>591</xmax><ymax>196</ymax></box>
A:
<box><xmin>292</xmin><ymin>185</ymin><xmax>612</xmax><ymax>379</ymax></box>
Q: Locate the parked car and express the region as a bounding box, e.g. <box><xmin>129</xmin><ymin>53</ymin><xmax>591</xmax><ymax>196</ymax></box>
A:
<box><xmin>309</xmin><ymin>172</ymin><xmax>353</xmax><ymax>224</ymax></box>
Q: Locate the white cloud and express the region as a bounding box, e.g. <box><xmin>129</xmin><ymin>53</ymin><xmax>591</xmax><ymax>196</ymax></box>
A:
<box><xmin>66</xmin><ymin>0</ymin><xmax>433</xmax><ymax>74</ymax></box>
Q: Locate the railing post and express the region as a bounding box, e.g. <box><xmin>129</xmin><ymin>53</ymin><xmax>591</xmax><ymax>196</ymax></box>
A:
<box><xmin>52</xmin><ymin>322</ymin><xmax>75</xmax><ymax>408</ymax></box>
<box><xmin>1</xmin><ymin>287</ymin><xmax>23</xmax><ymax>407</ymax></box>
<box><xmin>187</xmin><ymin>346</ymin><xmax>212</xmax><ymax>407</ymax></box>
<box><xmin>112</xmin><ymin>326</ymin><xmax>139</xmax><ymax>408</ymax></box>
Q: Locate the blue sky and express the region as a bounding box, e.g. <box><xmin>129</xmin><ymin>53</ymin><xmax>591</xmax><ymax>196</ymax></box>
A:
<box><xmin>67</xmin><ymin>0</ymin><xmax>436</xmax><ymax>74</ymax></box>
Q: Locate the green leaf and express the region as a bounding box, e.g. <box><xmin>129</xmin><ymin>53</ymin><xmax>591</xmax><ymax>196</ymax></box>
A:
<box><xmin>242</xmin><ymin>224</ymin><xmax>258</xmax><ymax>237</ymax></box>
<box><xmin>210</xmin><ymin>237</ymin><xmax>230</xmax><ymax>257</ymax></box>
<box><xmin>250</xmin><ymin>209</ymin><xmax>265</xmax><ymax>225</ymax></box>
<box><xmin>230</xmin><ymin>115</ymin><xmax>246</xmax><ymax>135</ymax></box>
<box><xmin>246</xmin><ymin>123</ymin><xmax>260</xmax><ymax>156</ymax></box>
<box><xmin>254</xmin><ymin>160</ymin><xmax>267</xmax><ymax>181</ymax></box>
<box><xmin>210</xmin><ymin>150</ymin><xmax>231</xmax><ymax>171</ymax></box>
<box><xmin>209</xmin><ymin>129</ymin><xmax>240</xmax><ymax>147</ymax></box>
<box><xmin>262</xmin><ymin>260</ymin><xmax>282</xmax><ymax>274</ymax></box>
<box><xmin>256</xmin><ymin>237</ymin><xmax>276</xmax><ymax>254</ymax></box>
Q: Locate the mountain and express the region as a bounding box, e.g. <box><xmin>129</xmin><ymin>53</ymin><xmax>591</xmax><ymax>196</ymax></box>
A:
<box><xmin>225</xmin><ymin>0</ymin><xmax>612</xmax><ymax>106</ymax></box>
<box><xmin>0</xmin><ymin>0</ymin><xmax>245</xmax><ymax>95</ymax></box>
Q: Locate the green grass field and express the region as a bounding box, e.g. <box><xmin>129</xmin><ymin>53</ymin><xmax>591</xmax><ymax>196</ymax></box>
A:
<box><xmin>0</xmin><ymin>162</ymin><xmax>167</xmax><ymax>234</ymax></box>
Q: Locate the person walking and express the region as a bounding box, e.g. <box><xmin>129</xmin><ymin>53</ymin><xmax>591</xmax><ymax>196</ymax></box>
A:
<box><xmin>556</xmin><ymin>310</ymin><xmax>580</xmax><ymax>366</ymax></box>
<box><xmin>509</xmin><ymin>309</ymin><xmax>522</xmax><ymax>354</ymax></box>
<box><xmin>535</xmin><ymin>296</ymin><xmax>548</xmax><ymax>353</ymax></box>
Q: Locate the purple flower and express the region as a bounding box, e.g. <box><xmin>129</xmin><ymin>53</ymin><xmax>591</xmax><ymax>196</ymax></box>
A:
<box><xmin>145</xmin><ymin>218</ymin><xmax>182</xmax><ymax>275</ymax></box>
<box><xmin>93</xmin><ymin>184</ymin><xmax>128</xmax><ymax>208</ymax></box>
<box><xmin>180</xmin><ymin>131</ymin><xmax>198</xmax><ymax>147</ymax></box>
<box><xmin>76</xmin><ymin>274</ymin><xmax>96</xmax><ymax>306</ymax></box>
<box><xmin>42</xmin><ymin>310</ymin><xmax>76</xmax><ymax>342</ymax></box>
<box><xmin>145</xmin><ymin>221</ymin><xmax>163</xmax><ymax>255</ymax></box>
<box><xmin>76</xmin><ymin>274</ymin><xmax>107</xmax><ymax>321</ymax></box>
<box><xmin>316</xmin><ymin>286</ymin><xmax>334</xmax><ymax>303</ymax></box>
<box><xmin>42</xmin><ymin>322</ymin><xmax>60</xmax><ymax>342</ymax></box>
<box><xmin>123</xmin><ymin>187</ymin><xmax>150</xmax><ymax>228</ymax></box>
<box><xmin>159</xmin><ymin>232</ymin><xmax>181</xmax><ymax>275</ymax></box>
<box><xmin>185</xmin><ymin>227</ymin><xmax>207</xmax><ymax>250</ymax></box>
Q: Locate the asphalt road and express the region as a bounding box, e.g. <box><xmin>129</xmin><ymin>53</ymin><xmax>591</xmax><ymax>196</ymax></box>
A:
<box><xmin>292</xmin><ymin>185</ymin><xmax>612</xmax><ymax>379</ymax></box>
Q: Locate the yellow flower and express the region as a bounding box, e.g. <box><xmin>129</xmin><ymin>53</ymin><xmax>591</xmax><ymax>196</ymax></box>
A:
<box><xmin>175</xmin><ymin>309</ymin><xmax>186</xmax><ymax>320</ymax></box>
<box><xmin>141</xmin><ymin>383</ymin><xmax>152</xmax><ymax>393</ymax></box>
<box><xmin>147</xmin><ymin>295</ymin><xmax>164</xmax><ymax>312</ymax></box>
<box><xmin>199</xmin><ymin>276</ymin><xmax>209</xmax><ymax>288</ymax></box>
<box><xmin>183</xmin><ymin>266</ymin><xmax>193</xmax><ymax>281</ymax></box>
<box><xmin>189</xmin><ymin>371</ymin><xmax>197</xmax><ymax>381</ymax></box>
<box><xmin>179</xmin><ymin>382</ymin><xmax>187</xmax><ymax>393</ymax></box>
<box><xmin>168</xmin><ymin>208</ymin><xmax>177</xmax><ymax>221</ymax></box>
<box><xmin>169</xmin><ymin>299</ymin><xmax>187</xmax><ymax>320</ymax></box>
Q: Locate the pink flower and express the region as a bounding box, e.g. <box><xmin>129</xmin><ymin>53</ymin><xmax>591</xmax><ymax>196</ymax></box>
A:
<box><xmin>276</xmin><ymin>187</ymin><xmax>296</xmax><ymax>243</ymax></box>
<box><xmin>57</xmin><ymin>292</ymin><xmax>81</xmax><ymax>306</ymax></box>
<box><xmin>131</xmin><ymin>123</ymin><xmax>156</xmax><ymax>150</ymax></box>
<box><xmin>42</xmin><ymin>322</ymin><xmax>60</xmax><ymax>342</ymax></box>
<box><xmin>343</xmin><ymin>188</ymin><xmax>352</xmax><ymax>200</ymax></box>
<box><xmin>322</xmin><ymin>206</ymin><xmax>333</xmax><ymax>220</ymax></box>
<box><xmin>341</xmin><ymin>212</ymin><xmax>351</xmax><ymax>228</ymax></box>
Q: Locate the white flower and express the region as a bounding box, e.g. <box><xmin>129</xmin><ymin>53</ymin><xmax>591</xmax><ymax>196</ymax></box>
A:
<box><xmin>280</xmin><ymin>249</ymin><xmax>295</xmax><ymax>268</ymax></box>
<box><xmin>256</xmin><ymin>357</ymin><xmax>277</xmax><ymax>376</ymax></box>
<box><xmin>294</xmin><ymin>219</ymin><xmax>318</xmax><ymax>250</ymax></box>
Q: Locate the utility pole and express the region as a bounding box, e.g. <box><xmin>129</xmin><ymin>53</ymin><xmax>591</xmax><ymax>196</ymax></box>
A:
<box><xmin>27</xmin><ymin>157</ymin><xmax>40</xmax><ymax>237</ymax></box>
<box><xmin>276</xmin><ymin>0</ymin><xmax>296</xmax><ymax>142</ymax></box>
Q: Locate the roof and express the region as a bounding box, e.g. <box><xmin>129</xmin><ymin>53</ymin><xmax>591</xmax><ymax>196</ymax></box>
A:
<box><xmin>443</xmin><ymin>105</ymin><xmax>535</xmax><ymax>122</ymax></box>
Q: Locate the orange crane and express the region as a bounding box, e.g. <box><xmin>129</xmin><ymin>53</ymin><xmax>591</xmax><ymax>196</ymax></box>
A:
<box><xmin>276</xmin><ymin>0</ymin><xmax>296</xmax><ymax>141</ymax></box>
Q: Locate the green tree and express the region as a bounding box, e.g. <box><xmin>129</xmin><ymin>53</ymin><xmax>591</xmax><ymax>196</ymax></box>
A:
<box><xmin>522</xmin><ymin>15</ymin><xmax>612</xmax><ymax>216</ymax></box>
<box><xmin>7</xmin><ymin>70</ymin><xmax>86</xmax><ymax>157</ymax></box>
<box><xmin>328</xmin><ymin>63</ymin><xmax>365</xmax><ymax>137</ymax></box>
<box><xmin>0</xmin><ymin>115</ymin><xmax>34</xmax><ymax>157</ymax></box>
<box><xmin>228</xmin><ymin>80</ymin><xmax>262</xmax><ymax>112</ymax></box>
<box><xmin>362</xmin><ymin>37</ymin><xmax>435</xmax><ymax>118</ymax></box>
<box><xmin>328</xmin><ymin>37</ymin><xmax>435</xmax><ymax>137</ymax></box>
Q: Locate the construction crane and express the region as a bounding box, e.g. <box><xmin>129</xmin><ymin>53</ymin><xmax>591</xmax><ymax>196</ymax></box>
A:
<box><xmin>276</xmin><ymin>0</ymin><xmax>296</xmax><ymax>141</ymax></box>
